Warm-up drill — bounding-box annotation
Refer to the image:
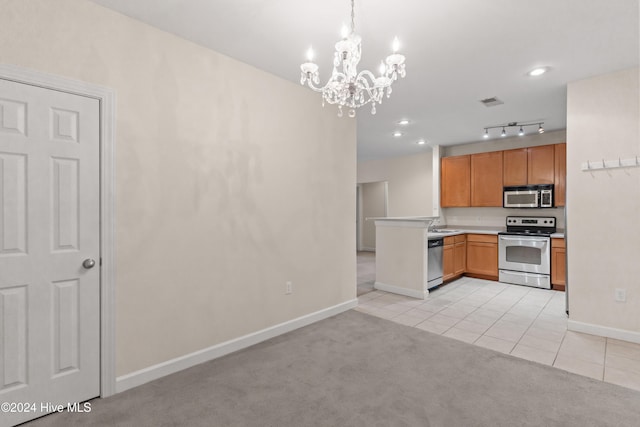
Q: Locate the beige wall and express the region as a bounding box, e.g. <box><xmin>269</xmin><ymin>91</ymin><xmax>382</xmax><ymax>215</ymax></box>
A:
<box><xmin>357</xmin><ymin>150</ymin><xmax>433</xmax><ymax>216</ymax></box>
<box><xmin>0</xmin><ymin>0</ymin><xmax>356</xmax><ymax>376</ymax></box>
<box><xmin>360</xmin><ymin>182</ymin><xmax>387</xmax><ymax>250</ymax></box>
<box><xmin>566</xmin><ymin>67</ymin><xmax>640</xmax><ymax>333</ymax></box>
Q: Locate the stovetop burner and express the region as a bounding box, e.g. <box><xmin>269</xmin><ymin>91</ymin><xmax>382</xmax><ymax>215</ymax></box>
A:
<box><xmin>502</xmin><ymin>216</ymin><xmax>556</xmax><ymax>236</ymax></box>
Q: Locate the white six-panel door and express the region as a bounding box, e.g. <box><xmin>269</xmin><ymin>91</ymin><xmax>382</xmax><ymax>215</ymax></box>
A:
<box><xmin>0</xmin><ymin>79</ymin><xmax>100</xmax><ymax>426</ymax></box>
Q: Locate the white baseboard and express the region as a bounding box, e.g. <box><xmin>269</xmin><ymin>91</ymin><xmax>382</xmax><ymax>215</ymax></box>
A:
<box><xmin>374</xmin><ymin>281</ymin><xmax>427</xmax><ymax>300</ymax></box>
<box><xmin>568</xmin><ymin>319</ymin><xmax>640</xmax><ymax>344</ymax></box>
<box><xmin>115</xmin><ymin>298</ymin><xmax>358</xmax><ymax>393</ymax></box>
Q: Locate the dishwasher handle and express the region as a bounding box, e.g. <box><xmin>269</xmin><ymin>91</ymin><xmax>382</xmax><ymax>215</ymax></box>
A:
<box><xmin>428</xmin><ymin>238</ymin><xmax>444</xmax><ymax>248</ymax></box>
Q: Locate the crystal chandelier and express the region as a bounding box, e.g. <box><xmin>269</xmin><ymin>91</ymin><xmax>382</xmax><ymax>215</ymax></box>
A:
<box><xmin>299</xmin><ymin>0</ymin><xmax>406</xmax><ymax>118</ymax></box>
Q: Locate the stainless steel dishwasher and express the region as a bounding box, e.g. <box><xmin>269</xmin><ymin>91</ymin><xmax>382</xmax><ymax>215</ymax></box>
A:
<box><xmin>427</xmin><ymin>238</ymin><xmax>444</xmax><ymax>289</ymax></box>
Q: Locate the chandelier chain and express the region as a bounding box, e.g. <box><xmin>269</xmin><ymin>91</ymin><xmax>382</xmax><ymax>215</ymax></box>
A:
<box><xmin>350</xmin><ymin>0</ymin><xmax>355</xmax><ymax>34</ymax></box>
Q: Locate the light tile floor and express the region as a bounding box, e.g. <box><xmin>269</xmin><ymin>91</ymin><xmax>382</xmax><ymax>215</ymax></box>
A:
<box><xmin>356</xmin><ymin>276</ymin><xmax>640</xmax><ymax>392</ymax></box>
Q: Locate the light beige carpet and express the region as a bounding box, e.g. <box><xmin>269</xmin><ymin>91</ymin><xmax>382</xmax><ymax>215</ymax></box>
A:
<box><xmin>24</xmin><ymin>310</ymin><xmax>640</xmax><ymax>427</ymax></box>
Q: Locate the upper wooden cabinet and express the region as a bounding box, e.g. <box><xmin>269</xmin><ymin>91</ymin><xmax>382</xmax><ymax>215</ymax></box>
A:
<box><xmin>528</xmin><ymin>144</ymin><xmax>555</xmax><ymax>184</ymax></box>
<box><xmin>442</xmin><ymin>142</ymin><xmax>566</xmax><ymax>208</ymax></box>
<box><xmin>503</xmin><ymin>145</ymin><xmax>555</xmax><ymax>186</ymax></box>
<box><xmin>471</xmin><ymin>151</ymin><xmax>503</xmax><ymax>206</ymax></box>
<box><xmin>503</xmin><ymin>148</ymin><xmax>528</xmax><ymax>186</ymax></box>
<box><xmin>441</xmin><ymin>155</ymin><xmax>470</xmax><ymax>207</ymax></box>
<box><xmin>554</xmin><ymin>143</ymin><xmax>567</xmax><ymax>206</ymax></box>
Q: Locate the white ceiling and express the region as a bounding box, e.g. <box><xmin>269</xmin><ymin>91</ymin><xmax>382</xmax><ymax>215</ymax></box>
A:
<box><xmin>90</xmin><ymin>0</ymin><xmax>639</xmax><ymax>160</ymax></box>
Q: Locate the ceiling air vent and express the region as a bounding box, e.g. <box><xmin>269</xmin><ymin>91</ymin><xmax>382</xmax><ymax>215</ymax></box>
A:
<box><xmin>479</xmin><ymin>97</ymin><xmax>504</xmax><ymax>107</ymax></box>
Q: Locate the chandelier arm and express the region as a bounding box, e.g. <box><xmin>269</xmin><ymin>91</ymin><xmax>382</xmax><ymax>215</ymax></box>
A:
<box><xmin>355</xmin><ymin>70</ymin><xmax>391</xmax><ymax>88</ymax></box>
<box><xmin>303</xmin><ymin>71</ymin><xmax>348</xmax><ymax>92</ymax></box>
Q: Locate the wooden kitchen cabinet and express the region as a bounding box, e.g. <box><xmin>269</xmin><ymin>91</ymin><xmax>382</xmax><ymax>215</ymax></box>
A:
<box><xmin>503</xmin><ymin>148</ymin><xmax>528</xmax><ymax>186</ymax></box>
<box><xmin>466</xmin><ymin>234</ymin><xmax>498</xmax><ymax>280</ymax></box>
<box><xmin>453</xmin><ymin>234</ymin><xmax>466</xmax><ymax>276</ymax></box>
<box><xmin>443</xmin><ymin>142</ymin><xmax>566</xmax><ymax>208</ymax></box>
<box><xmin>471</xmin><ymin>151</ymin><xmax>503</xmax><ymax>206</ymax></box>
<box><xmin>441</xmin><ymin>155</ymin><xmax>470</xmax><ymax>207</ymax></box>
<box><xmin>443</xmin><ymin>237</ymin><xmax>455</xmax><ymax>282</ymax></box>
<box><xmin>551</xmin><ymin>238</ymin><xmax>566</xmax><ymax>291</ymax></box>
<box><xmin>554</xmin><ymin>143</ymin><xmax>566</xmax><ymax>207</ymax></box>
<box><xmin>443</xmin><ymin>235</ymin><xmax>466</xmax><ymax>282</ymax></box>
<box><xmin>503</xmin><ymin>144</ymin><xmax>557</xmax><ymax>187</ymax></box>
<box><xmin>528</xmin><ymin>144</ymin><xmax>555</xmax><ymax>184</ymax></box>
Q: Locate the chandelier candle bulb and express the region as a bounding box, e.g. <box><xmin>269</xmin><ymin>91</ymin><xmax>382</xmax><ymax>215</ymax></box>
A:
<box><xmin>392</xmin><ymin>36</ymin><xmax>400</xmax><ymax>53</ymax></box>
<box><xmin>341</xmin><ymin>24</ymin><xmax>349</xmax><ymax>39</ymax></box>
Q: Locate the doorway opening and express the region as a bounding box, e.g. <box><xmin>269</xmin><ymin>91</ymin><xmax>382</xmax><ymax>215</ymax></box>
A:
<box><xmin>356</xmin><ymin>181</ymin><xmax>388</xmax><ymax>296</ymax></box>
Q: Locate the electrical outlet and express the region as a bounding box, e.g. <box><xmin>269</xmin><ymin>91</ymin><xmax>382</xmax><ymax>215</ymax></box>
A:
<box><xmin>285</xmin><ymin>281</ymin><xmax>293</xmax><ymax>295</ymax></box>
<box><xmin>615</xmin><ymin>288</ymin><xmax>626</xmax><ymax>302</ymax></box>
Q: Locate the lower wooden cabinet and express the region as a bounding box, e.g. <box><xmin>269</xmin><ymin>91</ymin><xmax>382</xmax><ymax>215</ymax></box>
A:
<box><xmin>439</xmin><ymin>233</ymin><xmax>564</xmax><ymax>287</ymax></box>
<box><xmin>443</xmin><ymin>235</ymin><xmax>466</xmax><ymax>282</ymax></box>
<box><xmin>465</xmin><ymin>234</ymin><xmax>498</xmax><ymax>280</ymax></box>
<box><xmin>443</xmin><ymin>242</ymin><xmax>455</xmax><ymax>281</ymax></box>
<box><xmin>453</xmin><ymin>235</ymin><xmax>466</xmax><ymax>276</ymax></box>
<box><xmin>551</xmin><ymin>238</ymin><xmax>566</xmax><ymax>291</ymax></box>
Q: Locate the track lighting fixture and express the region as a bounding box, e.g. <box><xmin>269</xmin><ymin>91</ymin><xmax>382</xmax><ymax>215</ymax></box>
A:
<box><xmin>483</xmin><ymin>121</ymin><xmax>545</xmax><ymax>139</ymax></box>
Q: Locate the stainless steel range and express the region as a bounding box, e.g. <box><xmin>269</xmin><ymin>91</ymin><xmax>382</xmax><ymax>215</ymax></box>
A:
<box><xmin>498</xmin><ymin>216</ymin><xmax>556</xmax><ymax>289</ymax></box>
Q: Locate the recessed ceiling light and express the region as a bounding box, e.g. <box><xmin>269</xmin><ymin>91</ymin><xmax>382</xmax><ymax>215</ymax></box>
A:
<box><xmin>417</xmin><ymin>139</ymin><xmax>426</xmax><ymax>145</ymax></box>
<box><xmin>397</xmin><ymin>119</ymin><xmax>410</xmax><ymax>125</ymax></box>
<box><xmin>528</xmin><ymin>67</ymin><xmax>549</xmax><ymax>77</ymax></box>
<box><xmin>393</xmin><ymin>131</ymin><xmax>403</xmax><ymax>137</ymax></box>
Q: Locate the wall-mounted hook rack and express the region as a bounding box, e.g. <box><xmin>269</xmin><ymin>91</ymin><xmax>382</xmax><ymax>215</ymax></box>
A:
<box><xmin>581</xmin><ymin>156</ymin><xmax>640</xmax><ymax>171</ymax></box>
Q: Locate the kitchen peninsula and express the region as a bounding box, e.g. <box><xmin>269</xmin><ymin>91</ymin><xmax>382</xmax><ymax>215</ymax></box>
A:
<box><xmin>373</xmin><ymin>217</ymin><xmax>437</xmax><ymax>299</ymax></box>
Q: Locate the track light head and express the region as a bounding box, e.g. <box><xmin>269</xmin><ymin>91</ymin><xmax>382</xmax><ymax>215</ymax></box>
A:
<box><xmin>501</xmin><ymin>127</ymin><xmax>506</xmax><ymax>137</ymax></box>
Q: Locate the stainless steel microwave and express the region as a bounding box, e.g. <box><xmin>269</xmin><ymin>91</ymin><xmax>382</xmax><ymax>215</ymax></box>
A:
<box><xmin>503</xmin><ymin>184</ymin><xmax>554</xmax><ymax>208</ymax></box>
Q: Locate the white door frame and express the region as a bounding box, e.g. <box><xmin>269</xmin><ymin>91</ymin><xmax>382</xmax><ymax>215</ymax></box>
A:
<box><xmin>0</xmin><ymin>63</ymin><xmax>116</xmax><ymax>397</ymax></box>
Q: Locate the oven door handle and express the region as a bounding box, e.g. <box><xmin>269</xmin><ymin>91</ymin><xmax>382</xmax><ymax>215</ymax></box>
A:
<box><xmin>499</xmin><ymin>237</ymin><xmax>549</xmax><ymax>243</ymax></box>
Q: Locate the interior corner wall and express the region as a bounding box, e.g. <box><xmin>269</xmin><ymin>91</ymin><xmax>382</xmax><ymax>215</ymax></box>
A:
<box><xmin>357</xmin><ymin>150</ymin><xmax>433</xmax><ymax>216</ymax></box>
<box><xmin>566</xmin><ymin>67</ymin><xmax>640</xmax><ymax>333</ymax></box>
<box><xmin>0</xmin><ymin>0</ymin><xmax>356</xmax><ymax>376</ymax></box>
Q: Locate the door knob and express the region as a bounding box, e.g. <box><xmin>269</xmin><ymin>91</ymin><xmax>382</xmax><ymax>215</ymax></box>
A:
<box><xmin>83</xmin><ymin>258</ymin><xmax>96</xmax><ymax>269</ymax></box>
